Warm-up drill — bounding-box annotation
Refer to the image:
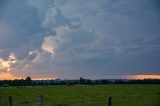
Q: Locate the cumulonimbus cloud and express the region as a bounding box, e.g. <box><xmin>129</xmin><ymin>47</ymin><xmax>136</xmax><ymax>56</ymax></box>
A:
<box><xmin>0</xmin><ymin>0</ymin><xmax>160</xmax><ymax>79</ymax></box>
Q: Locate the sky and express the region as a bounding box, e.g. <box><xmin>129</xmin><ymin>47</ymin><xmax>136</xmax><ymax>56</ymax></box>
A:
<box><xmin>0</xmin><ymin>0</ymin><xmax>160</xmax><ymax>80</ymax></box>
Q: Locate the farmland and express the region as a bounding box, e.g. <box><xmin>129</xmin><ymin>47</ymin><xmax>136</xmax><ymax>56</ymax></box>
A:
<box><xmin>0</xmin><ymin>84</ymin><xmax>160</xmax><ymax>106</ymax></box>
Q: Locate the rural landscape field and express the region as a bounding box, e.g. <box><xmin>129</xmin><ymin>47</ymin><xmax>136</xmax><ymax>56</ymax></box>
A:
<box><xmin>0</xmin><ymin>0</ymin><xmax>160</xmax><ymax>106</ymax></box>
<box><xmin>0</xmin><ymin>84</ymin><xmax>160</xmax><ymax>106</ymax></box>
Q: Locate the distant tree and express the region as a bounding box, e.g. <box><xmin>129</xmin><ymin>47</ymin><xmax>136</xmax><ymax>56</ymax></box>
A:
<box><xmin>25</xmin><ymin>76</ymin><xmax>31</xmax><ymax>81</ymax></box>
<box><xmin>80</xmin><ymin>77</ymin><xmax>85</xmax><ymax>84</ymax></box>
<box><xmin>25</xmin><ymin>76</ymin><xmax>32</xmax><ymax>86</ymax></box>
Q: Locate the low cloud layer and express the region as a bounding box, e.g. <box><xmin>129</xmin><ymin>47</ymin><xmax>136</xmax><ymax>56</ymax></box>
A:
<box><xmin>0</xmin><ymin>0</ymin><xmax>160</xmax><ymax>79</ymax></box>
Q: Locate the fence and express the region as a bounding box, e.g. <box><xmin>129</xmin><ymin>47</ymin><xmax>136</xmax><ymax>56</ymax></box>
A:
<box><xmin>0</xmin><ymin>96</ymin><xmax>112</xmax><ymax>106</ymax></box>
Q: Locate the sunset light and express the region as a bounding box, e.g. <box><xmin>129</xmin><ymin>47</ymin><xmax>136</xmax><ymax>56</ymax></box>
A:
<box><xmin>0</xmin><ymin>72</ymin><xmax>56</xmax><ymax>80</ymax></box>
<box><xmin>127</xmin><ymin>75</ymin><xmax>160</xmax><ymax>80</ymax></box>
<box><xmin>0</xmin><ymin>53</ymin><xmax>17</xmax><ymax>72</ymax></box>
<box><xmin>0</xmin><ymin>72</ymin><xmax>20</xmax><ymax>80</ymax></box>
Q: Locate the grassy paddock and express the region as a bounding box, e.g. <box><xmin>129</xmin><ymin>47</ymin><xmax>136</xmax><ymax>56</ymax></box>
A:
<box><xmin>0</xmin><ymin>84</ymin><xmax>160</xmax><ymax>106</ymax></box>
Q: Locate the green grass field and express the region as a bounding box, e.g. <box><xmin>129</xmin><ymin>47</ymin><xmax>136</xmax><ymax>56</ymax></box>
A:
<box><xmin>0</xmin><ymin>84</ymin><xmax>160</xmax><ymax>106</ymax></box>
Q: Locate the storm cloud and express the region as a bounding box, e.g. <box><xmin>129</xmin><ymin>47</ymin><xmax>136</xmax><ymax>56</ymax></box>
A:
<box><xmin>0</xmin><ymin>0</ymin><xmax>160</xmax><ymax>79</ymax></box>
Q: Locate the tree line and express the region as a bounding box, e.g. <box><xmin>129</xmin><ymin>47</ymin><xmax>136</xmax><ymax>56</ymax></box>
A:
<box><xmin>0</xmin><ymin>76</ymin><xmax>160</xmax><ymax>87</ymax></box>
<box><xmin>0</xmin><ymin>76</ymin><xmax>32</xmax><ymax>86</ymax></box>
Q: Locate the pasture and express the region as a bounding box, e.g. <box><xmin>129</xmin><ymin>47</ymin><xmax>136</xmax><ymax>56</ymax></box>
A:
<box><xmin>0</xmin><ymin>84</ymin><xmax>160</xmax><ymax>106</ymax></box>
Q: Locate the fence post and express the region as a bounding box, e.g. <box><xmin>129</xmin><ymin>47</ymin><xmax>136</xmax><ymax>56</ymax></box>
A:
<box><xmin>0</xmin><ymin>96</ymin><xmax>1</xmax><ymax>106</ymax></box>
<box><xmin>108</xmin><ymin>96</ymin><xmax>112</xmax><ymax>106</ymax></box>
<box><xmin>38</xmin><ymin>95</ymin><xmax>43</xmax><ymax>106</ymax></box>
<box><xmin>9</xmin><ymin>96</ymin><xmax>13</xmax><ymax>106</ymax></box>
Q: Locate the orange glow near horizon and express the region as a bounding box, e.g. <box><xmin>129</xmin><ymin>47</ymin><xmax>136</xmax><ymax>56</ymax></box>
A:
<box><xmin>0</xmin><ymin>72</ymin><xmax>56</xmax><ymax>80</ymax></box>
<box><xmin>0</xmin><ymin>72</ymin><xmax>21</xmax><ymax>80</ymax></box>
<box><xmin>127</xmin><ymin>75</ymin><xmax>160</xmax><ymax>80</ymax></box>
<box><xmin>0</xmin><ymin>72</ymin><xmax>160</xmax><ymax>80</ymax></box>
<box><xmin>32</xmin><ymin>77</ymin><xmax>56</xmax><ymax>80</ymax></box>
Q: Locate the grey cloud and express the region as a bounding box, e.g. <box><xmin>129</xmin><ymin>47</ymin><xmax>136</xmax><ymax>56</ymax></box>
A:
<box><xmin>42</xmin><ymin>7</ymin><xmax>69</xmax><ymax>29</ymax></box>
<box><xmin>0</xmin><ymin>0</ymin><xmax>160</xmax><ymax>79</ymax></box>
<box><xmin>27</xmin><ymin>53</ymin><xmax>37</xmax><ymax>61</ymax></box>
